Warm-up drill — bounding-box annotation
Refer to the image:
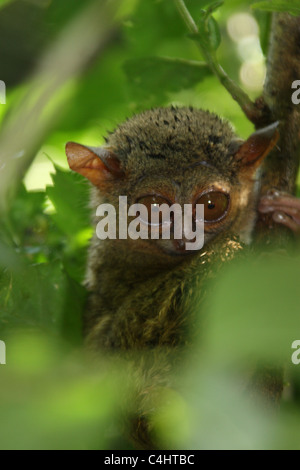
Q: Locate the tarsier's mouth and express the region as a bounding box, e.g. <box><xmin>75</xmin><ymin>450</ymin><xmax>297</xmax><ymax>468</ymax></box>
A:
<box><xmin>164</xmin><ymin>249</ymin><xmax>196</xmax><ymax>257</ymax></box>
<box><xmin>162</xmin><ymin>239</ymin><xmax>202</xmax><ymax>257</ymax></box>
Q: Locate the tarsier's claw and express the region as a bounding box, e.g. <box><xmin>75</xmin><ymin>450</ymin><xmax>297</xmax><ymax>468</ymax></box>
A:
<box><xmin>258</xmin><ymin>190</ymin><xmax>300</xmax><ymax>235</ymax></box>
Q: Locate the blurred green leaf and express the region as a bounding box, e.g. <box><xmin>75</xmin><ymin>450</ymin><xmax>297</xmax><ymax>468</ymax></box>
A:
<box><xmin>205</xmin><ymin>253</ymin><xmax>300</xmax><ymax>364</ymax></box>
<box><xmin>0</xmin><ymin>334</ymin><xmax>126</xmax><ymax>450</ymax></box>
<box><xmin>179</xmin><ymin>368</ymin><xmax>274</xmax><ymax>450</ymax></box>
<box><xmin>47</xmin><ymin>165</ymin><xmax>91</xmax><ymax>240</ymax></box>
<box><xmin>0</xmin><ymin>260</ymin><xmax>84</xmax><ymax>345</ymax></box>
<box><xmin>0</xmin><ymin>0</ymin><xmax>14</xmax><ymax>9</ymax></box>
<box><xmin>0</xmin><ymin>0</ymin><xmax>48</xmax><ymax>86</ymax></box>
<box><xmin>1</xmin><ymin>184</ymin><xmax>46</xmax><ymax>245</ymax></box>
<box><xmin>253</xmin><ymin>9</ymin><xmax>272</xmax><ymax>55</ymax></box>
<box><xmin>124</xmin><ymin>56</ymin><xmax>211</xmax><ymax>106</ymax></box>
<box><xmin>252</xmin><ymin>0</ymin><xmax>300</xmax><ymax>16</ymax></box>
<box><xmin>202</xmin><ymin>0</ymin><xmax>224</xmax><ymax>17</ymax></box>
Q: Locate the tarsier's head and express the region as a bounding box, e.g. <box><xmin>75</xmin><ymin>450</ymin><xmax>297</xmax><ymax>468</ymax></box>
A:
<box><xmin>66</xmin><ymin>107</ymin><xmax>278</xmax><ymax>261</ymax></box>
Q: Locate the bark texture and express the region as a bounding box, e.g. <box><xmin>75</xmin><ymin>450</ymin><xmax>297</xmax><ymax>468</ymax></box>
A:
<box><xmin>252</xmin><ymin>13</ymin><xmax>300</xmax><ymax>405</ymax></box>
<box><xmin>255</xmin><ymin>13</ymin><xmax>300</xmax><ymax>243</ymax></box>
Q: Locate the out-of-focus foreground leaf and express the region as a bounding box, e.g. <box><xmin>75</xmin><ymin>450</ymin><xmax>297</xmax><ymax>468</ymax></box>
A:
<box><xmin>0</xmin><ymin>332</ymin><xmax>128</xmax><ymax>450</ymax></box>
<box><xmin>252</xmin><ymin>0</ymin><xmax>300</xmax><ymax>16</ymax></box>
<box><xmin>205</xmin><ymin>252</ymin><xmax>300</xmax><ymax>364</ymax></box>
<box><xmin>0</xmin><ymin>0</ymin><xmax>121</xmax><ymax>214</ymax></box>
<box><xmin>152</xmin><ymin>251</ymin><xmax>300</xmax><ymax>450</ymax></box>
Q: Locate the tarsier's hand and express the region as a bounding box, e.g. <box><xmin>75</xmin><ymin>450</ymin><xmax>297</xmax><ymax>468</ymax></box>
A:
<box><xmin>258</xmin><ymin>189</ymin><xmax>300</xmax><ymax>235</ymax></box>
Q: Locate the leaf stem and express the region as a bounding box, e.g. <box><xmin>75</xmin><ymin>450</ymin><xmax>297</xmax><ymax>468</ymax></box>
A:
<box><xmin>175</xmin><ymin>0</ymin><xmax>198</xmax><ymax>34</ymax></box>
<box><xmin>174</xmin><ymin>0</ymin><xmax>264</xmax><ymax>124</ymax></box>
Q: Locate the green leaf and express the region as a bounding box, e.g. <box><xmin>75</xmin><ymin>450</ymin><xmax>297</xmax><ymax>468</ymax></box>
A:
<box><xmin>46</xmin><ymin>167</ymin><xmax>92</xmax><ymax>283</ymax></box>
<box><xmin>1</xmin><ymin>184</ymin><xmax>46</xmax><ymax>245</ymax></box>
<box><xmin>0</xmin><ymin>0</ymin><xmax>13</xmax><ymax>9</ymax></box>
<box><xmin>206</xmin><ymin>16</ymin><xmax>221</xmax><ymax>51</ymax></box>
<box><xmin>0</xmin><ymin>260</ymin><xmax>85</xmax><ymax>345</ymax></box>
<box><xmin>0</xmin><ymin>337</ymin><xmax>124</xmax><ymax>449</ymax></box>
<box><xmin>204</xmin><ymin>253</ymin><xmax>300</xmax><ymax>364</ymax></box>
<box><xmin>252</xmin><ymin>0</ymin><xmax>300</xmax><ymax>16</ymax></box>
<box><xmin>47</xmin><ymin>165</ymin><xmax>91</xmax><ymax>240</ymax></box>
<box><xmin>204</xmin><ymin>0</ymin><xmax>224</xmax><ymax>15</ymax></box>
<box><xmin>194</xmin><ymin>2</ymin><xmax>223</xmax><ymax>52</ymax></box>
<box><xmin>123</xmin><ymin>56</ymin><xmax>211</xmax><ymax>106</ymax></box>
<box><xmin>253</xmin><ymin>9</ymin><xmax>272</xmax><ymax>55</ymax></box>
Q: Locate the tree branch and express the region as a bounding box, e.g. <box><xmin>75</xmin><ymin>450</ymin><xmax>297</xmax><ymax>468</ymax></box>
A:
<box><xmin>254</xmin><ymin>13</ymin><xmax>300</xmax><ymax>243</ymax></box>
<box><xmin>174</xmin><ymin>0</ymin><xmax>264</xmax><ymax>124</ymax></box>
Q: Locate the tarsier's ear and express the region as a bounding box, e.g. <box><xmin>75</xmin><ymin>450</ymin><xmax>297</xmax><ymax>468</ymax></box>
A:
<box><xmin>233</xmin><ymin>122</ymin><xmax>279</xmax><ymax>169</ymax></box>
<box><xmin>65</xmin><ymin>142</ymin><xmax>125</xmax><ymax>187</ymax></box>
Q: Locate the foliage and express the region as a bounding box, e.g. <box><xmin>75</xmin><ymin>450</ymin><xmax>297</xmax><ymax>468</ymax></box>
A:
<box><xmin>252</xmin><ymin>0</ymin><xmax>300</xmax><ymax>17</ymax></box>
<box><xmin>0</xmin><ymin>0</ymin><xmax>299</xmax><ymax>450</ymax></box>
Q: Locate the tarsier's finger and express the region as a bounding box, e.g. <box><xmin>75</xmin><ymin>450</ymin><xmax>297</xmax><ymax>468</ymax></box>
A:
<box><xmin>258</xmin><ymin>190</ymin><xmax>300</xmax><ymax>227</ymax></box>
<box><xmin>259</xmin><ymin>203</ymin><xmax>300</xmax><ymax>224</ymax></box>
<box><xmin>260</xmin><ymin>192</ymin><xmax>300</xmax><ymax>211</ymax></box>
<box><xmin>272</xmin><ymin>211</ymin><xmax>300</xmax><ymax>235</ymax></box>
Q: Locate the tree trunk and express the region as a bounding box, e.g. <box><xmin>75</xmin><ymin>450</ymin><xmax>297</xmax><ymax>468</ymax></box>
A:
<box><xmin>253</xmin><ymin>13</ymin><xmax>300</xmax><ymax>405</ymax></box>
<box><xmin>255</xmin><ymin>13</ymin><xmax>300</xmax><ymax>243</ymax></box>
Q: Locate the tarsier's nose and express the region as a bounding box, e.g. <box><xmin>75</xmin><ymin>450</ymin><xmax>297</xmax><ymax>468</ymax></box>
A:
<box><xmin>172</xmin><ymin>236</ymin><xmax>200</xmax><ymax>253</ymax></box>
<box><xmin>173</xmin><ymin>239</ymin><xmax>186</xmax><ymax>252</ymax></box>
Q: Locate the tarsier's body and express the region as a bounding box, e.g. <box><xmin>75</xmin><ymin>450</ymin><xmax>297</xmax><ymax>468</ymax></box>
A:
<box><xmin>66</xmin><ymin>107</ymin><xmax>300</xmax><ymax>448</ymax></box>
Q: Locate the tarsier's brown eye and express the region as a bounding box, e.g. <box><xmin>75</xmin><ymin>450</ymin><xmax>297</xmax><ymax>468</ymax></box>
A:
<box><xmin>195</xmin><ymin>191</ymin><xmax>229</xmax><ymax>222</ymax></box>
<box><xmin>136</xmin><ymin>195</ymin><xmax>172</xmax><ymax>225</ymax></box>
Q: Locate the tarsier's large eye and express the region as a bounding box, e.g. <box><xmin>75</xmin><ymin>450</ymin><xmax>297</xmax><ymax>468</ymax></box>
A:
<box><xmin>195</xmin><ymin>191</ymin><xmax>229</xmax><ymax>222</ymax></box>
<box><xmin>136</xmin><ymin>195</ymin><xmax>173</xmax><ymax>225</ymax></box>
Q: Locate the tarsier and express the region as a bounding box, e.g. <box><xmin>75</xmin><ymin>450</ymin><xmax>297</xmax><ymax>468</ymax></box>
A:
<box><xmin>66</xmin><ymin>107</ymin><xmax>300</xmax><ymax>448</ymax></box>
